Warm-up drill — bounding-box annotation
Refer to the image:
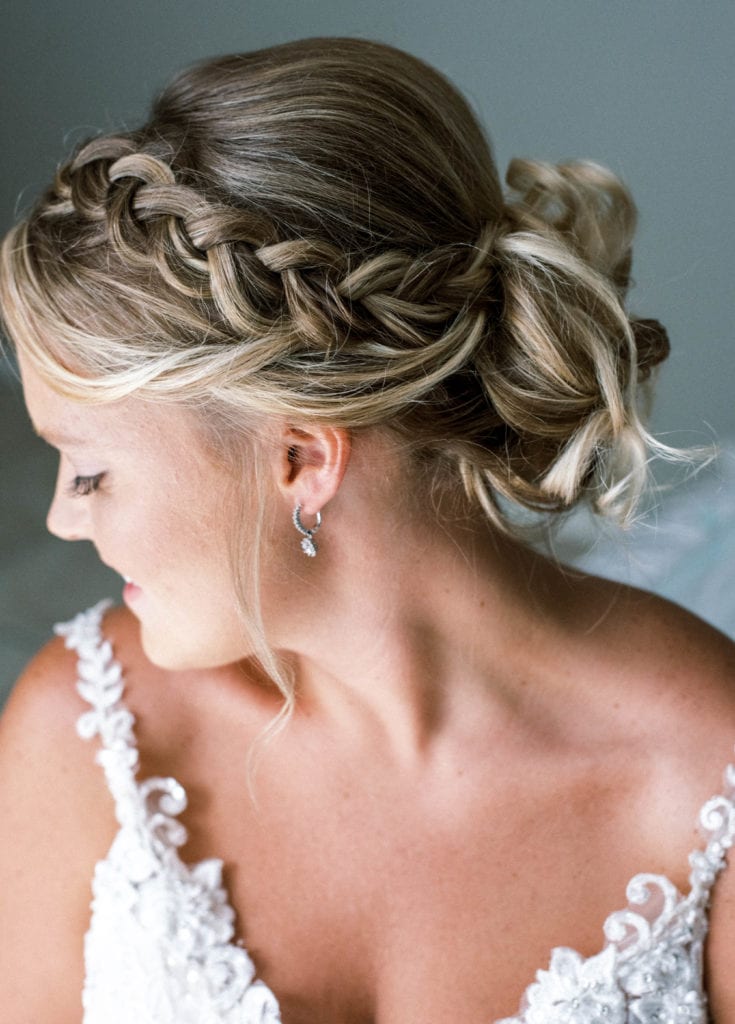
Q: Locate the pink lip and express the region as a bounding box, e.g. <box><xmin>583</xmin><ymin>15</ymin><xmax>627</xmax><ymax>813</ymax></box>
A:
<box><xmin>123</xmin><ymin>582</ymin><xmax>143</xmax><ymax>604</ymax></box>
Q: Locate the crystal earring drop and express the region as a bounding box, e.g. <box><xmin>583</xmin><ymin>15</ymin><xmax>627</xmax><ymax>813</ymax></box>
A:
<box><xmin>293</xmin><ymin>504</ymin><xmax>322</xmax><ymax>557</ymax></box>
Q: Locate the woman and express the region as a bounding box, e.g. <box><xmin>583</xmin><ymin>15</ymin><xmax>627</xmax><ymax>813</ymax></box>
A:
<box><xmin>0</xmin><ymin>37</ymin><xmax>733</xmax><ymax>1024</ymax></box>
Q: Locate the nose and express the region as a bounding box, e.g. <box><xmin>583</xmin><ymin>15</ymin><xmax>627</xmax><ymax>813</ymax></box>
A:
<box><xmin>46</xmin><ymin>465</ymin><xmax>92</xmax><ymax>542</ymax></box>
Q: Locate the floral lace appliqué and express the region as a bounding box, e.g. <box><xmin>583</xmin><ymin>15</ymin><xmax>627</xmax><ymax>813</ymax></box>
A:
<box><xmin>496</xmin><ymin>785</ymin><xmax>735</xmax><ymax>1024</ymax></box>
<box><xmin>56</xmin><ymin>600</ymin><xmax>281</xmax><ymax>1024</ymax></box>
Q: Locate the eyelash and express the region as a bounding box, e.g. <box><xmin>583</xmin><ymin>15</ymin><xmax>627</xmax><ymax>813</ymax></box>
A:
<box><xmin>66</xmin><ymin>473</ymin><xmax>105</xmax><ymax>497</ymax></box>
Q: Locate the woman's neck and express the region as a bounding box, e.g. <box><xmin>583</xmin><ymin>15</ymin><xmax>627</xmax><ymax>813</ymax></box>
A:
<box><xmin>270</xmin><ymin>492</ymin><xmax>588</xmax><ymax>765</ymax></box>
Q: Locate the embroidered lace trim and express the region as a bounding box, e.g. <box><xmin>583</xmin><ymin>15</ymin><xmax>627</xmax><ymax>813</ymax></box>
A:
<box><xmin>56</xmin><ymin>600</ymin><xmax>735</xmax><ymax>1024</ymax></box>
<box><xmin>56</xmin><ymin>599</ymin><xmax>282</xmax><ymax>1024</ymax></box>
<box><xmin>495</xmin><ymin>749</ymin><xmax>735</xmax><ymax>1022</ymax></box>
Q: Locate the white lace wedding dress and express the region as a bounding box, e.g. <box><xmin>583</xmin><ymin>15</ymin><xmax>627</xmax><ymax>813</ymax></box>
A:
<box><xmin>56</xmin><ymin>600</ymin><xmax>735</xmax><ymax>1024</ymax></box>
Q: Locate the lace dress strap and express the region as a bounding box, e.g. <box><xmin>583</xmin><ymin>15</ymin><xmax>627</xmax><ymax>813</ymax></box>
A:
<box><xmin>53</xmin><ymin>601</ymin><xmax>282</xmax><ymax>1023</ymax></box>
<box><xmin>496</xmin><ymin>756</ymin><xmax>735</xmax><ymax>1024</ymax></box>
<box><xmin>53</xmin><ymin>599</ymin><xmax>187</xmax><ymax>846</ymax></box>
<box><xmin>54</xmin><ymin>599</ymin><xmax>140</xmax><ymax>814</ymax></box>
<box><xmin>687</xmin><ymin>758</ymin><xmax>735</xmax><ymax>904</ymax></box>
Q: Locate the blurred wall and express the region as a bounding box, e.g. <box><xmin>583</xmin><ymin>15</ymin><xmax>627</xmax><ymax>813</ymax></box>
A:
<box><xmin>1</xmin><ymin>0</ymin><xmax>733</xmax><ymax>695</ymax></box>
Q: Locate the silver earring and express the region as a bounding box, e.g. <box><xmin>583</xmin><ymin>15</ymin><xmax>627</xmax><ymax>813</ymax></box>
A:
<box><xmin>293</xmin><ymin>504</ymin><xmax>322</xmax><ymax>557</ymax></box>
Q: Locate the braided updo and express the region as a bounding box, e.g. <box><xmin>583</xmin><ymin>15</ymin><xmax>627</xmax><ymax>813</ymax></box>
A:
<box><xmin>1</xmin><ymin>37</ymin><xmax>668</xmax><ymax>528</ymax></box>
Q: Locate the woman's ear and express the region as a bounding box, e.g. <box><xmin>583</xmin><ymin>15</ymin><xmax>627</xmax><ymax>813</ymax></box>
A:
<box><xmin>273</xmin><ymin>423</ymin><xmax>351</xmax><ymax>515</ymax></box>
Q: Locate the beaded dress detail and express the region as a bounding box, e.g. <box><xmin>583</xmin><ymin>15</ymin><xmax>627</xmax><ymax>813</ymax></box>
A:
<box><xmin>56</xmin><ymin>600</ymin><xmax>281</xmax><ymax>1024</ymax></box>
<box><xmin>496</xmin><ymin>774</ymin><xmax>735</xmax><ymax>1022</ymax></box>
<box><xmin>57</xmin><ymin>601</ymin><xmax>735</xmax><ymax>1024</ymax></box>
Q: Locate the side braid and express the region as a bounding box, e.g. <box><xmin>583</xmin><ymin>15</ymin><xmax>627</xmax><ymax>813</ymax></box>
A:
<box><xmin>30</xmin><ymin>139</ymin><xmax>505</xmax><ymax>423</ymax></box>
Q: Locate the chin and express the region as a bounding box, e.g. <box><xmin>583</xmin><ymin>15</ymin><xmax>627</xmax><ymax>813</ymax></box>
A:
<box><xmin>139</xmin><ymin>622</ymin><xmax>246</xmax><ymax>672</ymax></box>
<box><xmin>139</xmin><ymin>624</ymin><xmax>201</xmax><ymax>672</ymax></box>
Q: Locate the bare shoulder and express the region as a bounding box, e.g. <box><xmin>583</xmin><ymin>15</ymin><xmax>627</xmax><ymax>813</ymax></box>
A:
<box><xmin>571</xmin><ymin>579</ymin><xmax>735</xmax><ymax>1010</ymax></box>
<box><xmin>598</xmin><ymin>582</ymin><xmax>735</xmax><ymax>808</ymax></box>
<box><xmin>0</xmin><ymin>601</ymin><xmax>150</xmax><ymax>758</ymax></box>
<box><xmin>633</xmin><ymin>598</ymin><xmax>735</xmax><ymax>1017</ymax></box>
<box><xmin>561</xmin><ymin>573</ymin><xmax>735</xmax><ymax>856</ymax></box>
<box><xmin>0</xmin><ymin>605</ymin><xmax>123</xmax><ymax>795</ymax></box>
<box><xmin>631</xmin><ymin>585</ymin><xmax>734</xmax><ymax>727</ymax></box>
<box><xmin>0</xmin><ymin>605</ymin><xmax>119</xmax><ymax>1021</ymax></box>
<box><xmin>0</xmin><ymin>611</ymin><xmax>119</xmax><ymax>862</ymax></box>
<box><xmin>578</xmin><ymin>576</ymin><xmax>735</xmax><ymax>743</ymax></box>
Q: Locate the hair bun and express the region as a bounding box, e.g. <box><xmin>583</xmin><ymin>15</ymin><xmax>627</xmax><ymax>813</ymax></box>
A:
<box><xmin>630</xmin><ymin>318</ymin><xmax>670</xmax><ymax>380</ymax></box>
<box><xmin>504</xmin><ymin>158</ymin><xmax>636</xmax><ymax>291</ymax></box>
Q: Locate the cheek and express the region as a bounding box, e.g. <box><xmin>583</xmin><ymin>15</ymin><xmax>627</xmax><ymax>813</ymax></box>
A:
<box><xmin>106</xmin><ymin>469</ymin><xmax>253</xmax><ymax>668</ymax></box>
<box><xmin>131</xmin><ymin>524</ymin><xmax>249</xmax><ymax>670</ymax></box>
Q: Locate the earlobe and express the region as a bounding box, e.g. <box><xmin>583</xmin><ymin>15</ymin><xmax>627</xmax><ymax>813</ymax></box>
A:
<box><xmin>275</xmin><ymin>423</ymin><xmax>351</xmax><ymax>515</ymax></box>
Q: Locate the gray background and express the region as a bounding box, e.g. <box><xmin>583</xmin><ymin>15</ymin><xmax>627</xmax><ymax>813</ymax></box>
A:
<box><xmin>1</xmin><ymin>1</ymin><xmax>734</xmax><ymax>702</ymax></box>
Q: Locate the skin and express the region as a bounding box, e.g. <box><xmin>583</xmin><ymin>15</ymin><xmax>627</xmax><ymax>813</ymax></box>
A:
<box><xmin>1</xmin><ymin>355</ymin><xmax>734</xmax><ymax>1022</ymax></box>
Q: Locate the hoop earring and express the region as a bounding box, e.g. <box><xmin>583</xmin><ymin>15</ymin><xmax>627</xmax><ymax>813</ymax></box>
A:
<box><xmin>293</xmin><ymin>504</ymin><xmax>322</xmax><ymax>557</ymax></box>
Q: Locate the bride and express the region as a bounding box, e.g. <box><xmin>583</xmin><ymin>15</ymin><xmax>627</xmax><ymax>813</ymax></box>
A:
<box><xmin>1</xmin><ymin>37</ymin><xmax>733</xmax><ymax>1024</ymax></box>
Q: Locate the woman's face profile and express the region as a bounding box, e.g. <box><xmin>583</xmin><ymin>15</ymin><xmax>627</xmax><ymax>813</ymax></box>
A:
<box><xmin>18</xmin><ymin>351</ymin><xmax>254</xmax><ymax>672</ymax></box>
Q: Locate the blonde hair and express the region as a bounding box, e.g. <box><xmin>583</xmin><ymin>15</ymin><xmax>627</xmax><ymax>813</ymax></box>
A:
<box><xmin>1</xmin><ymin>37</ymin><xmax>670</xmax><ymax>716</ymax></box>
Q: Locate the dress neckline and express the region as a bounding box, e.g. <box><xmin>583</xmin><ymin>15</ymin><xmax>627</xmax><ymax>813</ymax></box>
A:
<box><xmin>56</xmin><ymin>599</ymin><xmax>735</xmax><ymax>1024</ymax></box>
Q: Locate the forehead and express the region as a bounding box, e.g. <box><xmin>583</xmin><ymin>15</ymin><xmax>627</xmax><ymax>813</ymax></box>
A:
<box><xmin>17</xmin><ymin>350</ymin><xmax>201</xmax><ymax>457</ymax></box>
